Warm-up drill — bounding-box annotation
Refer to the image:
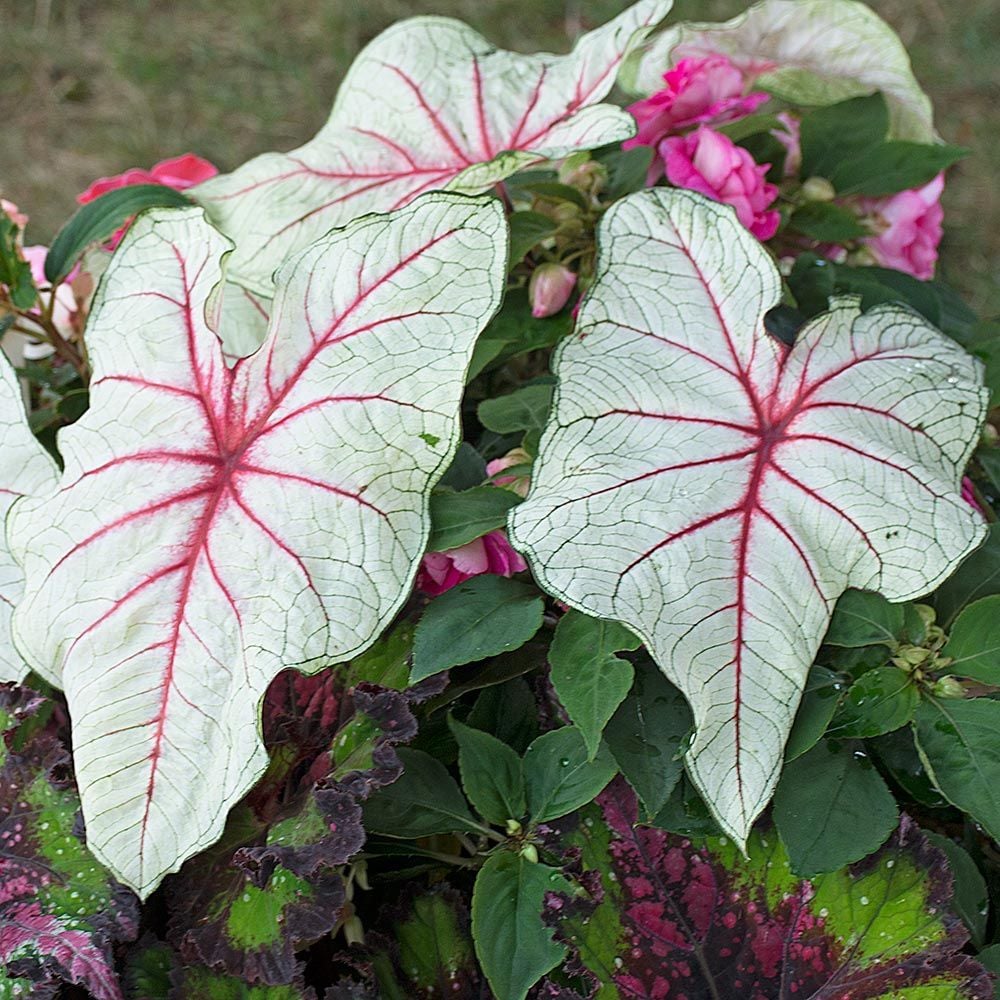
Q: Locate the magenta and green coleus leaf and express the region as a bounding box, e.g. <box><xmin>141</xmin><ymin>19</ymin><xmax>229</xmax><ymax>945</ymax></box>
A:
<box><xmin>509</xmin><ymin>187</ymin><xmax>986</xmax><ymax>847</ymax></box>
<box><xmin>544</xmin><ymin>779</ymin><xmax>992</xmax><ymax>998</ymax></box>
<box><xmin>8</xmin><ymin>193</ymin><xmax>506</xmax><ymax>898</ymax></box>
<box><xmin>193</xmin><ymin>0</ymin><xmax>671</xmax><ymax>299</ymax></box>
<box><xmin>0</xmin><ymin>685</ymin><xmax>138</xmax><ymax>999</ymax></box>
<box><xmin>0</xmin><ymin>356</ymin><xmax>58</xmax><ymax>683</ymax></box>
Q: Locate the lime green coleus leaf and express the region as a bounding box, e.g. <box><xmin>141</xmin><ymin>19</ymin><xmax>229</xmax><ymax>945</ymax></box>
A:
<box><xmin>194</xmin><ymin>0</ymin><xmax>672</xmax><ymax>298</ymax></box>
<box><xmin>543</xmin><ymin>780</ymin><xmax>992</xmax><ymax>998</ymax></box>
<box><xmin>509</xmin><ymin>187</ymin><xmax>985</xmax><ymax>850</ymax></box>
<box><xmin>8</xmin><ymin>194</ymin><xmax>505</xmax><ymax>898</ymax></box>
<box><xmin>622</xmin><ymin>0</ymin><xmax>935</xmax><ymax>141</ymax></box>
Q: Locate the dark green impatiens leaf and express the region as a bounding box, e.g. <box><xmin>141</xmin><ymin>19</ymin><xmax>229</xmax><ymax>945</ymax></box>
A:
<box><xmin>651</xmin><ymin>773</ymin><xmax>722</xmax><ymax>838</ymax></box>
<box><xmin>412</xmin><ymin>576</ymin><xmax>544</xmax><ymax>681</ymax></box>
<box><xmin>471</xmin><ymin>852</ymin><xmax>569</xmax><ymax>1000</ymax></box>
<box><xmin>45</xmin><ymin>183</ymin><xmax>192</xmax><ymax>283</ymax></box>
<box><xmin>825</xmin><ymin>589</ymin><xmax>906</xmax><ymax>647</ymax></box>
<box><xmin>0</xmin><ymin>685</ymin><xmax>138</xmax><ymax>999</ymax></box>
<box><xmin>799</xmin><ymin>93</ymin><xmax>889</xmax><ymax>178</ymax></box>
<box><xmin>507</xmin><ymin>211</ymin><xmax>558</xmax><ymax>268</ymax></box>
<box><xmin>826</xmin><ymin>665</ymin><xmax>919</xmax><ymax>739</ymax></box>
<box><xmin>544</xmin><ymin>780</ymin><xmax>991</xmax><ymax>998</ymax></box>
<box><xmin>548</xmin><ymin>610</ymin><xmax>640</xmax><ymax>759</ymax></box>
<box><xmin>785</xmin><ymin>665</ymin><xmax>843</xmax><ymax>760</ymax></box>
<box><xmin>830</xmin><ymin>141</ymin><xmax>967</xmax><ymax>196</ymax></box>
<box><xmin>869</xmin><ymin>726</ymin><xmax>950</xmax><ymax>809</ymax></box>
<box><xmin>935</xmin><ymin>523</ymin><xmax>1000</xmax><ymax>628</ymax></box>
<box><xmin>603</xmin><ymin>658</ymin><xmax>692</xmax><ymax>819</ymax></box>
<box><xmin>449</xmin><ymin>716</ymin><xmax>526</xmax><ymax>825</ymax></box>
<box><xmin>790</xmin><ymin>202</ymin><xmax>868</xmax><ymax>242</ymax></box>
<box><xmin>478</xmin><ymin>383</ymin><xmax>554</xmax><ymax>440</ymax></box>
<box><xmin>593</xmin><ymin>143</ymin><xmax>654</xmax><ymax>198</ymax></box>
<box><xmin>942</xmin><ymin>596</ymin><xmax>1000</xmax><ymax>685</ymax></box>
<box><xmin>428</xmin><ymin>486</ymin><xmax>522</xmax><ymax>551</ymax></box>
<box><xmin>524</xmin><ymin>726</ymin><xmax>618</xmax><ymax>824</ymax></box>
<box><xmin>362</xmin><ymin>748</ymin><xmax>481</xmax><ymax>839</ymax></box>
<box><xmin>773</xmin><ymin>739</ymin><xmax>899</xmax><ymax>876</ymax></box>
<box><xmin>914</xmin><ymin>697</ymin><xmax>1000</xmax><ymax>842</ymax></box>
<box><xmin>467</xmin><ymin>677</ymin><xmax>539</xmax><ymax>755</ymax></box>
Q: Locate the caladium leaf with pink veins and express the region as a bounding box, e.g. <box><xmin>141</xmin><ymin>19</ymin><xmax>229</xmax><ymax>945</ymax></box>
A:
<box><xmin>193</xmin><ymin>0</ymin><xmax>671</xmax><ymax>296</ymax></box>
<box><xmin>8</xmin><ymin>192</ymin><xmax>505</xmax><ymax>898</ymax></box>
<box><xmin>0</xmin><ymin>355</ymin><xmax>59</xmax><ymax>683</ymax></box>
<box><xmin>621</xmin><ymin>0</ymin><xmax>936</xmax><ymax>141</ymax></box>
<box><xmin>509</xmin><ymin>187</ymin><xmax>986</xmax><ymax>847</ymax></box>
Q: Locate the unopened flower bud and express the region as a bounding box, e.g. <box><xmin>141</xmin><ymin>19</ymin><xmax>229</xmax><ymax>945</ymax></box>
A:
<box><xmin>342</xmin><ymin>913</ymin><xmax>365</xmax><ymax>947</ymax></box>
<box><xmin>800</xmin><ymin>176</ymin><xmax>836</xmax><ymax>203</ymax></box>
<box><xmin>932</xmin><ymin>676</ymin><xmax>965</xmax><ymax>700</ymax></box>
<box><xmin>558</xmin><ymin>155</ymin><xmax>607</xmax><ymax>195</ymax></box>
<box><xmin>529</xmin><ymin>263</ymin><xmax>576</xmax><ymax>319</ymax></box>
<box><xmin>505</xmin><ymin>819</ymin><xmax>523</xmax><ymax>836</ymax></box>
<box><xmin>520</xmin><ymin>843</ymin><xmax>539</xmax><ymax>864</ymax></box>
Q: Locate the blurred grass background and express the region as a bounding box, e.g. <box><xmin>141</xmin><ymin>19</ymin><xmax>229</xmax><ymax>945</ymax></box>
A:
<box><xmin>0</xmin><ymin>0</ymin><xmax>997</xmax><ymax>312</ymax></box>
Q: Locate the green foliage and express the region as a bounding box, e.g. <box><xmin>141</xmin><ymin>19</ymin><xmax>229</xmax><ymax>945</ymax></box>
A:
<box><xmin>450</xmin><ymin>715</ymin><xmax>526</xmax><ymax>825</ymax></box>
<box><xmin>412</xmin><ymin>576</ymin><xmax>544</xmax><ymax>681</ymax></box>
<box><xmin>428</xmin><ymin>486</ymin><xmax>522</xmax><ymax>551</ymax></box>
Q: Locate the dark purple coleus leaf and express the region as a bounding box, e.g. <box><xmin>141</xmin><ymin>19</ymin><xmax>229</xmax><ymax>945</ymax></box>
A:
<box><xmin>0</xmin><ymin>684</ymin><xmax>138</xmax><ymax>999</ymax></box>
<box><xmin>169</xmin><ymin>667</ymin><xmax>425</xmax><ymax>987</ymax></box>
<box><xmin>543</xmin><ymin>778</ymin><xmax>992</xmax><ymax>999</ymax></box>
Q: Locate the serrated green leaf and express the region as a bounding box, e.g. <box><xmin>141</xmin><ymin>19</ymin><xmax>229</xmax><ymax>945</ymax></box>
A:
<box><xmin>914</xmin><ymin>698</ymin><xmax>1000</xmax><ymax>842</ymax></box>
<box><xmin>412</xmin><ymin>576</ymin><xmax>544</xmax><ymax>682</ymax></box>
<box><xmin>362</xmin><ymin>748</ymin><xmax>481</xmax><ymax>839</ymax></box>
<box><xmin>471</xmin><ymin>852</ymin><xmax>568</xmax><ymax>1000</ymax></box>
<box><xmin>478</xmin><ymin>383</ymin><xmax>554</xmax><ymax>437</ymax></box>
<box><xmin>799</xmin><ymin>93</ymin><xmax>889</xmax><ymax>178</ymax></box>
<box><xmin>826</xmin><ymin>665</ymin><xmax>919</xmax><ymax>739</ymax></box>
<box><xmin>449</xmin><ymin>716</ymin><xmax>526</xmax><ymax>825</ymax></box>
<box><xmin>773</xmin><ymin>739</ymin><xmax>898</xmax><ymax>877</ymax></box>
<box><xmin>548</xmin><ymin>610</ymin><xmax>639</xmax><ymax>759</ymax></box>
<box><xmin>524</xmin><ymin>726</ymin><xmax>618</xmax><ymax>824</ymax></box>
<box><xmin>790</xmin><ymin>202</ymin><xmax>868</xmax><ymax>242</ymax></box>
<box><xmin>825</xmin><ymin>589</ymin><xmax>906</xmax><ymax>648</ymax></box>
<box><xmin>507</xmin><ymin>211</ymin><xmax>558</xmax><ymax>268</ymax></box>
<box><xmin>831</xmin><ymin>141</ymin><xmax>967</xmax><ymax>196</ymax></box>
<box><xmin>428</xmin><ymin>486</ymin><xmax>522</xmax><ymax>552</ymax></box>
<box><xmin>924</xmin><ymin>831</ymin><xmax>988</xmax><ymax>948</ymax></box>
<box><xmin>934</xmin><ymin>523</ymin><xmax>1000</xmax><ymax>629</ymax></box>
<box><xmin>942</xmin><ymin>596</ymin><xmax>1000</xmax><ymax>685</ymax></box>
<box><xmin>603</xmin><ymin>659</ymin><xmax>692</xmax><ymax>819</ymax></box>
<box><xmin>784</xmin><ymin>665</ymin><xmax>843</xmax><ymax>761</ymax></box>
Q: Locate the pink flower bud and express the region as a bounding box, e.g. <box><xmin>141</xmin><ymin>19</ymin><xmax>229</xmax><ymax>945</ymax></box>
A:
<box><xmin>660</xmin><ymin>126</ymin><xmax>780</xmax><ymax>240</ymax></box>
<box><xmin>961</xmin><ymin>476</ymin><xmax>984</xmax><ymax>516</ymax></box>
<box><xmin>529</xmin><ymin>264</ymin><xmax>576</xmax><ymax>319</ymax></box>
<box><xmin>771</xmin><ymin>112</ymin><xmax>802</xmax><ymax>177</ymax></box>
<box><xmin>417</xmin><ymin>530</ymin><xmax>527</xmax><ymax>597</ymax></box>
<box><xmin>486</xmin><ymin>448</ymin><xmax>532</xmax><ymax>497</ymax></box>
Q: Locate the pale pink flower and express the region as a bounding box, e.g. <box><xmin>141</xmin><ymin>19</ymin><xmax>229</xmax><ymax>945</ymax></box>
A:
<box><xmin>1</xmin><ymin>199</ymin><xmax>28</xmax><ymax>232</ymax></box>
<box><xmin>529</xmin><ymin>263</ymin><xmax>576</xmax><ymax>318</ymax></box>
<box><xmin>77</xmin><ymin>153</ymin><xmax>219</xmax><ymax>249</ymax></box>
<box><xmin>771</xmin><ymin>112</ymin><xmax>801</xmax><ymax>177</ymax></box>
<box><xmin>624</xmin><ymin>55</ymin><xmax>769</xmax><ymax>154</ymax></box>
<box><xmin>21</xmin><ymin>246</ymin><xmax>77</xmax><ymax>342</ymax></box>
<box><xmin>417</xmin><ymin>530</ymin><xmax>527</xmax><ymax>597</ymax></box>
<box><xmin>661</xmin><ymin>126</ymin><xmax>780</xmax><ymax>240</ymax></box>
<box><xmin>859</xmin><ymin>174</ymin><xmax>944</xmax><ymax>281</ymax></box>
<box><xmin>486</xmin><ymin>448</ymin><xmax>532</xmax><ymax>498</ymax></box>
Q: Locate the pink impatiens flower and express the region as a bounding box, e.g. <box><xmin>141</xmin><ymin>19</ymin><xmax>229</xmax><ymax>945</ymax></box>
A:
<box><xmin>624</xmin><ymin>55</ymin><xmax>769</xmax><ymax>154</ymax></box>
<box><xmin>961</xmin><ymin>476</ymin><xmax>984</xmax><ymax>516</ymax></box>
<box><xmin>21</xmin><ymin>246</ymin><xmax>79</xmax><ymax>349</ymax></box>
<box><xmin>486</xmin><ymin>447</ymin><xmax>532</xmax><ymax>498</ymax></box>
<box><xmin>859</xmin><ymin>174</ymin><xmax>944</xmax><ymax>281</ymax></box>
<box><xmin>771</xmin><ymin>112</ymin><xmax>802</xmax><ymax>178</ymax></box>
<box><xmin>661</xmin><ymin>126</ymin><xmax>780</xmax><ymax>240</ymax></box>
<box><xmin>417</xmin><ymin>530</ymin><xmax>527</xmax><ymax>597</ymax></box>
<box><xmin>77</xmin><ymin>153</ymin><xmax>219</xmax><ymax>249</ymax></box>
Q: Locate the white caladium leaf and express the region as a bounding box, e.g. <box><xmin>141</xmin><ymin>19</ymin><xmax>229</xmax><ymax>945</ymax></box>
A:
<box><xmin>509</xmin><ymin>188</ymin><xmax>985</xmax><ymax>846</ymax></box>
<box><xmin>9</xmin><ymin>193</ymin><xmax>505</xmax><ymax>897</ymax></box>
<box><xmin>622</xmin><ymin>0</ymin><xmax>934</xmax><ymax>141</ymax></box>
<box><xmin>0</xmin><ymin>356</ymin><xmax>58</xmax><ymax>682</ymax></box>
<box><xmin>209</xmin><ymin>279</ymin><xmax>272</xmax><ymax>362</ymax></box>
<box><xmin>194</xmin><ymin>0</ymin><xmax>671</xmax><ymax>296</ymax></box>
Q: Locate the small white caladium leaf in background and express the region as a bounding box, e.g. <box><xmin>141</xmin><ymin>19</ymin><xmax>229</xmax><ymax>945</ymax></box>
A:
<box><xmin>9</xmin><ymin>193</ymin><xmax>505</xmax><ymax>898</ymax></box>
<box><xmin>622</xmin><ymin>0</ymin><xmax>935</xmax><ymax>141</ymax></box>
<box><xmin>509</xmin><ymin>187</ymin><xmax>985</xmax><ymax>847</ymax></box>
<box><xmin>208</xmin><ymin>279</ymin><xmax>271</xmax><ymax>363</ymax></box>
<box><xmin>194</xmin><ymin>0</ymin><xmax>671</xmax><ymax>296</ymax></box>
<box><xmin>0</xmin><ymin>354</ymin><xmax>58</xmax><ymax>683</ymax></box>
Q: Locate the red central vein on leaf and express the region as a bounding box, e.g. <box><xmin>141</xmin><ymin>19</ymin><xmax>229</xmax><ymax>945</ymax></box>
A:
<box><xmin>384</xmin><ymin>64</ymin><xmax>472</xmax><ymax>166</ymax></box>
<box><xmin>507</xmin><ymin>67</ymin><xmax>548</xmax><ymax>148</ymax></box>
<box><xmin>470</xmin><ymin>56</ymin><xmax>494</xmax><ymax>159</ymax></box>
